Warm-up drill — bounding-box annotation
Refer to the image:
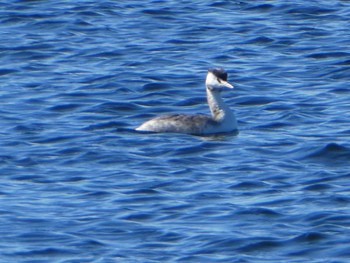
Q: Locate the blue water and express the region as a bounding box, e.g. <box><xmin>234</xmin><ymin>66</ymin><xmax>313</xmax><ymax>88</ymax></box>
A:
<box><xmin>1</xmin><ymin>0</ymin><xmax>350</xmax><ymax>262</ymax></box>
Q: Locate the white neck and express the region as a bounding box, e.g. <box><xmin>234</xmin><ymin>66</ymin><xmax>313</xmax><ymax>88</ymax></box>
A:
<box><xmin>205</xmin><ymin>87</ymin><xmax>237</xmax><ymax>133</ymax></box>
<box><xmin>206</xmin><ymin>88</ymin><xmax>233</xmax><ymax>121</ymax></box>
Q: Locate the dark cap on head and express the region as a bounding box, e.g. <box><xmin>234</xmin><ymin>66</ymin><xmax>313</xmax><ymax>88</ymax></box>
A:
<box><xmin>208</xmin><ymin>67</ymin><xmax>228</xmax><ymax>81</ymax></box>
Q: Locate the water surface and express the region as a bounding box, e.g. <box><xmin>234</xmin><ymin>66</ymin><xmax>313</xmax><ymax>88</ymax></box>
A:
<box><xmin>1</xmin><ymin>0</ymin><xmax>350</xmax><ymax>262</ymax></box>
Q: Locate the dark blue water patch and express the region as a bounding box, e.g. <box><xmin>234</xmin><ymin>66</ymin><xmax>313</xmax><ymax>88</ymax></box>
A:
<box><xmin>228</xmin><ymin>181</ymin><xmax>270</xmax><ymax>191</ymax></box>
<box><xmin>166</xmin><ymin>38</ymin><xmax>208</xmax><ymax>45</ymax></box>
<box><xmin>0</xmin><ymin>68</ymin><xmax>19</xmax><ymax>76</ymax></box>
<box><xmin>84</xmin><ymin>121</ymin><xmax>128</xmax><ymax>131</ymax></box>
<box><xmin>32</xmin><ymin>135</ymin><xmax>80</xmax><ymax>144</ymax></box>
<box><xmin>8</xmin><ymin>50</ymin><xmax>53</xmax><ymax>61</ymax></box>
<box><xmin>142</xmin><ymin>8</ymin><xmax>179</xmax><ymax>17</ymax></box>
<box><xmin>122</xmin><ymin>188</ymin><xmax>159</xmax><ymax>195</ymax></box>
<box><xmin>255</xmin><ymin>197</ymin><xmax>299</xmax><ymax>209</ymax></box>
<box><xmin>290</xmin><ymin>232</ymin><xmax>327</xmax><ymax>243</ymax></box>
<box><xmin>121</xmin><ymin>212</ymin><xmax>157</xmax><ymax>222</ymax></box>
<box><xmin>54</xmin><ymin>91</ymin><xmax>96</xmax><ymax>99</ymax></box>
<box><xmin>187</xmin><ymin>236</ymin><xmax>245</xmax><ymax>257</ymax></box>
<box><xmin>302</xmin><ymin>183</ymin><xmax>334</xmax><ymax>191</ymax></box>
<box><xmin>7</xmin><ymin>247</ymin><xmax>77</xmax><ymax>258</ymax></box>
<box><xmin>87</xmin><ymin>101</ymin><xmax>141</xmax><ymax>114</ymax></box>
<box><xmin>0</xmin><ymin>154</ymin><xmax>16</xmax><ymax>166</ymax></box>
<box><xmin>10</xmin><ymin>174</ymin><xmax>46</xmax><ymax>183</ymax></box>
<box><xmin>141</xmin><ymin>82</ymin><xmax>170</xmax><ymax>91</ymax></box>
<box><xmin>303</xmin><ymin>211</ymin><xmax>333</xmax><ymax>224</ymax></box>
<box><xmin>286</xmin><ymin>5</ymin><xmax>337</xmax><ymax>16</ymax></box>
<box><xmin>334</xmin><ymin>59</ymin><xmax>350</xmax><ymax>66</ymax></box>
<box><xmin>301</xmin><ymin>170</ymin><xmax>340</xmax><ymax>184</ymax></box>
<box><xmin>332</xmin><ymin>247</ymin><xmax>350</xmax><ymax>259</ymax></box>
<box><xmin>172</xmin><ymin>141</ymin><xmax>227</xmax><ymax>156</ymax></box>
<box><xmin>254</xmin><ymin>121</ymin><xmax>294</xmax><ymax>130</ymax></box>
<box><xmin>322</xmin><ymin>67</ymin><xmax>350</xmax><ymax>80</ymax></box>
<box><xmin>48</xmin><ymin>103</ymin><xmax>85</xmax><ymax>112</ymax></box>
<box><xmin>78</xmin><ymin>74</ymin><xmax>118</xmax><ymax>85</ymax></box>
<box><xmin>237</xmin><ymin>239</ymin><xmax>283</xmax><ymax>253</ymax></box>
<box><xmin>263</xmin><ymin>102</ymin><xmax>296</xmax><ymax>111</ymax></box>
<box><xmin>235</xmin><ymin>207</ymin><xmax>283</xmax><ymax>218</ymax></box>
<box><xmin>306</xmin><ymin>51</ymin><xmax>350</xmax><ymax>59</ymax></box>
<box><xmin>318</xmin><ymin>215</ymin><xmax>350</xmax><ymax>227</ymax></box>
<box><xmin>235</xmin><ymin>95</ymin><xmax>276</xmax><ymax>106</ymax></box>
<box><xmin>83</xmin><ymin>50</ymin><xmax>125</xmax><ymax>59</ymax></box>
<box><xmin>244</xmin><ymin>4</ymin><xmax>275</xmax><ymax>11</ymax></box>
<box><xmin>301</xmin><ymin>143</ymin><xmax>350</xmax><ymax>164</ymax></box>
<box><xmin>12</xmin><ymin>123</ymin><xmax>47</xmax><ymax>135</ymax></box>
<box><xmin>245</xmin><ymin>36</ymin><xmax>275</xmax><ymax>45</ymax></box>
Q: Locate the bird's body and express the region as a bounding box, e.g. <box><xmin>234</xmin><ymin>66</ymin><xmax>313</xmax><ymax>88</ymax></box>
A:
<box><xmin>136</xmin><ymin>68</ymin><xmax>237</xmax><ymax>135</ymax></box>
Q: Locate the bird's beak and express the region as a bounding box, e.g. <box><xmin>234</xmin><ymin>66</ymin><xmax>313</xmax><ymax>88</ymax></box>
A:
<box><xmin>221</xmin><ymin>80</ymin><xmax>234</xmax><ymax>89</ymax></box>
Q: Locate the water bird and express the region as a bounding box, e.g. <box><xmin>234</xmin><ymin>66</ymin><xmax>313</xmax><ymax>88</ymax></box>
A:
<box><xmin>136</xmin><ymin>67</ymin><xmax>237</xmax><ymax>135</ymax></box>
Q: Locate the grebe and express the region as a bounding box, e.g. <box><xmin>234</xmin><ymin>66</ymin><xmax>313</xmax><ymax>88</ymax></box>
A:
<box><xmin>136</xmin><ymin>67</ymin><xmax>237</xmax><ymax>135</ymax></box>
